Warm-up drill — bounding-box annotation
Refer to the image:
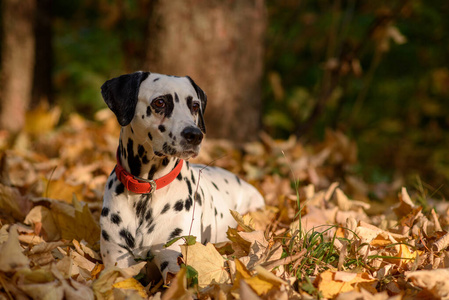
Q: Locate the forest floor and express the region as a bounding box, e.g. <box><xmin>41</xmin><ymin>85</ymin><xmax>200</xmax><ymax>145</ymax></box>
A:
<box><xmin>1</xmin><ymin>107</ymin><xmax>449</xmax><ymax>300</ymax></box>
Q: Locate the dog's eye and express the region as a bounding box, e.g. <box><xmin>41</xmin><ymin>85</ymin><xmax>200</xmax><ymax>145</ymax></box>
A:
<box><xmin>192</xmin><ymin>102</ymin><xmax>200</xmax><ymax>113</ymax></box>
<box><xmin>153</xmin><ymin>98</ymin><xmax>166</xmax><ymax>108</ymax></box>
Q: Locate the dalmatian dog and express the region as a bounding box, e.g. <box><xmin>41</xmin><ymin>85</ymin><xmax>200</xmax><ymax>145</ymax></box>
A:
<box><xmin>99</xmin><ymin>71</ymin><xmax>264</xmax><ymax>282</ymax></box>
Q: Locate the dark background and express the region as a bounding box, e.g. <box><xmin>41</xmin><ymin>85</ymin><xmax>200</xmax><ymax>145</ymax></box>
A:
<box><xmin>1</xmin><ymin>0</ymin><xmax>448</xmax><ymax>198</ymax></box>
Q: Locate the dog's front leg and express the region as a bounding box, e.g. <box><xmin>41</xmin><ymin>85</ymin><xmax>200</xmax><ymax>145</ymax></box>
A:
<box><xmin>100</xmin><ymin>235</ymin><xmax>137</xmax><ymax>269</ymax></box>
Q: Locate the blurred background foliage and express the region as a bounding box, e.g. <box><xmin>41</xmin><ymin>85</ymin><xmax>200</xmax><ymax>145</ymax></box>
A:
<box><xmin>2</xmin><ymin>0</ymin><xmax>449</xmax><ymax>197</ymax></box>
<box><xmin>263</xmin><ymin>0</ymin><xmax>449</xmax><ymax>197</ymax></box>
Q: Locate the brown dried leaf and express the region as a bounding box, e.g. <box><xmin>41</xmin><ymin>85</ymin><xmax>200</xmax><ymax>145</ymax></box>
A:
<box><xmin>406</xmin><ymin>269</ymin><xmax>449</xmax><ymax>300</ymax></box>
<box><xmin>0</xmin><ymin>183</ymin><xmax>26</xmax><ymax>221</ymax></box>
<box><xmin>0</xmin><ymin>225</ymin><xmax>29</xmax><ymax>272</ymax></box>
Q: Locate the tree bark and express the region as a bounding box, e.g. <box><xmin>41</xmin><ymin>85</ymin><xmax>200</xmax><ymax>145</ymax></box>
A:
<box><xmin>145</xmin><ymin>0</ymin><xmax>266</xmax><ymax>143</ymax></box>
<box><xmin>0</xmin><ymin>0</ymin><xmax>36</xmax><ymax>133</ymax></box>
<box><xmin>32</xmin><ymin>0</ymin><xmax>53</xmax><ymax>107</ymax></box>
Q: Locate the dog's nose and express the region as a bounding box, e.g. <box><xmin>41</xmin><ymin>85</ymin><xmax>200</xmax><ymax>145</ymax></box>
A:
<box><xmin>181</xmin><ymin>126</ymin><xmax>203</xmax><ymax>145</ymax></box>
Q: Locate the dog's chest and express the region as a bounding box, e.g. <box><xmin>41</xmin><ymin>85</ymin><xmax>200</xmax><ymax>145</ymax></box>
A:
<box><xmin>102</xmin><ymin>163</ymin><xmax>243</xmax><ymax>248</ymax></box>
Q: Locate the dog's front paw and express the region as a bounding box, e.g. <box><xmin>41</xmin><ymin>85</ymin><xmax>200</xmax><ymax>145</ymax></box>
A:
<box><xmin>160</xmin><ymin>260</ymin><xmax>181</xmax><ymax>284</ymax></box>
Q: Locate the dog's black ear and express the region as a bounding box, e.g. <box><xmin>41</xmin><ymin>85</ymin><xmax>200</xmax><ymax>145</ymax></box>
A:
<box><xmin>101</xmin><ymin>71</ymin><xmax>151</xmax><ymax>126</ymax></box>
<box><xmin>186</xmin><ymin>76</ymin><xmax>207</xmax><ymax>134</ymax></box>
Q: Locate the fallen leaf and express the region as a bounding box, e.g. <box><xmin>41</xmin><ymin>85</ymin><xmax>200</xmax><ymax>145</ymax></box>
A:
<box><xmin>406</xmin><ymin>269</ymin><xmax>449</xmax><ymax>300</ymax></box>
<box><xmin>314</xmin><ymin>270</ymin><xmax>377</xmax><ymax>299</ymax></box>
<box><xmin>0</xmin><ymin>225</ymin><xmax>29</xmax><ymax>272</ymax></box>
<box><xmin>161</xmin><ymin>267</ymin><xmax>193</xmax><ymax>300</ymax></box>
<box><xmin>112</xmin><ymin>277</ymin><xmax>147</xmax><ymax>298</ymax></box>
<box><xmin>230</xmin><ymin>209</ymin><xmax>255</xmax><ymax>232</ymax></box>
<box><xmin>0</xmin><ymin>183</ymin><xmax>26</xmax><ymax>221</ymax></box>
<box><xmin>181</xmin><ymin>242</ymin><xmax>230</xmax><ymax>288</ymax></box>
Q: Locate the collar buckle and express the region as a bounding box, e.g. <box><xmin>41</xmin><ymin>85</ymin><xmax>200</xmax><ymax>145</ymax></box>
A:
<box><xmin>133</xmin><ymin>175</ymin><xmax>157</xmax><ymax>195</ymax></box>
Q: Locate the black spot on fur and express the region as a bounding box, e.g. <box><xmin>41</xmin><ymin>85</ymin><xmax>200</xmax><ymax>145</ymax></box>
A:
<box><xmin>138</xmin><ymin>144</ymin><xmax>145</xmax><ymax>157</ymax></box>
<box><xmin>111</xmin><ymin>213</ymin><xmax>122</xmax><ymax>225</ymax></box>
<box><xmin>148</xmin><ymin>165</ymin><xmax>157</xmax><ymax>179</ymax></box>
<box><xmin>115</xmin><ymin>182</ymin><xmax>125</xmax><ymax>195</ymax></box>
<box><xmin>194</xmin><ymin>192</ymin><xmax>202</xmax><ymax>205</ymax></box>
<box><xmin>142</xmin><ymin>115</ymin><xmax>144</xmax><ymax>119</ymax></box>
<box><xmin>168</xmin><ymin>132</ymin><xmax>173</xmax><ymax>138</ymax></box>
<box><xmin>153</xmin><ymin>77</ymin><xmax>160</xmax><ymax>82</ymax></box>
<box><xmin>147</xmin><ymin>224</ymin><xmax>155</xmax><ymax>234</ymax></box>
<box><xmin>185</xmin><ymin>178</ymin><xmax>192</xmax><ymax>195</ymax></box>
<box><xmin>156</xmin><ymin>94</ymin><xmax>174</xmax><ymax>118</ymax></box>
<box><xmin>185</xmin><ymin>196</ymin><xmax>192</xmax><ymax>211</ymax></box>
<box><xmin>119</xmin><ymin>229</ymin><xmax>135</xmax><ymax>248</ymax></box>
<box><xmin>220</xmin><ymin>213</ymin><xmax>223</xmax><ymax>219</ymax></box>
<box><xmin>161</xmin><ymin>203</ymin><xmax>170</xmax><ymax>214</ymax></box>
<box><xmin>160</xmin><ymin>261</ymin><xmax>169</xmax><ymax>272</ymax></box>
<box><xmin>154</xmin><ymin>151</ymin><xmax>164</xmax><ymax>157</ymax></box>
<box><xmin>108</xmin><ymin>180</ymin><xmax>113</xmax><ymax>190</ymax></box>
<box><xmin>118</xmin><ymin>244</ymin><xmax>132</xmax><ymax>253</ymax></box>
<box><xmin>101</xmin><ymin>230</ymin><xmax>110</xmax><ymax>241</ymax></box>
<box><xmin>174</xmin><ymin>93</ymin><xmax>179</xmax><ymax>103</ymax></box>
<box><xmin>224</xmin><ymin>178</ymin><xmax>229</xmax><ymax>184</ymax></box>
<box><xmin>212</xmin><ymin>182</ymin><xmax>219</xmax><ymax>191</ymax></box>
<box><xmin>158</xmin><ymin>125</ymin><xmax>166</xmax><ymax>132</ymax></box>
<box><xmin>162</xmin><ymin>157</ymin><xmax>169</xmax><ymax>166</ymax></box>
<box><xmin>162</xmin><ymin>142</ymin><xmax>177</xmax><ymax>155</ymax></box>
<box><xmin>101</xmin><ymin>207</ymin><xmax>110</xmax><ymax>217</ymax></box>
<box><xmin>127</xmin><ymin>139</ymin><xmax>142</xmax><ymax>176</ymax></box>
<box><xmin>235</xmin><ymin>175</ymin><xmax>242</xmax><ymax>185</ymax></box>
<box><xmin>146</xmin><ymin>106</ymin><xmax>152</xmax><ymax>117</ymax></box>
<box><xmin>148</xmin><ymin>132</ymin><xmax>153</xmax><ymax>140</ymax></box>
<box><xmin>169</xmin><ymin>228</ymin><xmax>183</xmax><ymax>240</ymax></box>
<box><xmin>186</xmin><ymin>96</ymin><xmax>193</xmax><ymax>110</ymax></box>
<box><xmin>174</xmin><ymin>200</ymin><xmax>184</xmax><ymax>211</ymax></box>
<box><xmin>177</xmin><ymin>172</ymin><xmax>182</xmax><ymax>181</ymax></box>
<box><xmin>190</xmin><ymin>171</ymin><xmax>196</xmax><ymax>185</ymax></box>
<box><xmin>214</xmin><ymin>208</ymin><xmax>217</xmax><ymax>216</ymax></box>
<box><xmin>145</xmin><ymin>208</ymin><xmax>153</xmax><ymax>222</ymax></box>
<box><xmin>136</xmin><ymin>194</ymin><xmax>150</xmax><ymax>221</ymax></box>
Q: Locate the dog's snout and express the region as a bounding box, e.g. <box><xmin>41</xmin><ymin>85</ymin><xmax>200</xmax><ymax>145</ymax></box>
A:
<box><xmin>181</xmin><ymin>126</ymin><xmax>203</xmax><ymax>145</ymax></box>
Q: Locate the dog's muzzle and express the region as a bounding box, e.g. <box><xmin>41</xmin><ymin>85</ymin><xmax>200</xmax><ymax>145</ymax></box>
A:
<box><xmin>181</xmin><ymin>126</ymin><xmax>203</xmax><ymax>146</ymax></box>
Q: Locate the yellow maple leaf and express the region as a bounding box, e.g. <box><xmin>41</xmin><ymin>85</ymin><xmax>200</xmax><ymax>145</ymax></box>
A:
<box><xmin>233</xmin><ymin>259</ymin><xmax>284</xmax><ymax>296</ymax></box>
<box><xmin>181</xmin><ymin>242</ymin><xmax>230</xmax><ymax>288</ymax></box>
<box><xmin>315</xmin><ymin>270</ymin><xmax>377</xmax><ymax>299</ymax></box>
<box><xmin>43</xmin><ymin>177</ymin><xmax>84</xmax><ymax>203</ymax></box>
<box><xmin>25</xmin><ymin>104</ymin><xmax>61</xmax><ymax>135</ymax></box>
<box><xmin>112</xmin><ymin>277</ymin><xmax>147</xmax><ymax>298</ymax></box>
<box><xmin>385</xmin><ymin>243</ymin><xmax>421</xmax><ymax>267</ymax></box>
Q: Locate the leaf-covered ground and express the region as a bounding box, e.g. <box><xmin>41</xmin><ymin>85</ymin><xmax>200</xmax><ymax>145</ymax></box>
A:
<box><xmin>1</xmin><ymin>107</ymin><xmax>449</xmax><ymax>299</ymax></box>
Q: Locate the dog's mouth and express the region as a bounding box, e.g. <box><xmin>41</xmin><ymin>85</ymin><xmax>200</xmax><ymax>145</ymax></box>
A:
<box><xmin>179</xmin><ymin>148</ymin><xmax>200</xmax><ymax>159</ymax></box>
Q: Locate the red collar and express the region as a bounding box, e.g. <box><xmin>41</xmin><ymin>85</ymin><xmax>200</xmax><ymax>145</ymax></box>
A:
<box><xmin>115</xmin><ymin>149</ymin><xmax>184</xmax><ymax>194</ymax></box>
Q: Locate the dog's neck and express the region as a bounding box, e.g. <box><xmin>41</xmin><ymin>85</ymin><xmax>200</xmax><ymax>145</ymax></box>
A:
<box><xmin>118</xmin><ymin>126</ymin><xmax>180</xmax><ymax>180</ymax></box>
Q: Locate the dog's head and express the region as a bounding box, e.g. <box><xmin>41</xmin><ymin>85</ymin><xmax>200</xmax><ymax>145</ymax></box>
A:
<box><xmin>101</xmin><ymin>71</ymin><xmax>207</xmax><ymax>160</ymax></box>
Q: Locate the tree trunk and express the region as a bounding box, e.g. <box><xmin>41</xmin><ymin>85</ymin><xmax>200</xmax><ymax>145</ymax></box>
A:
<box><xmin>32</xmin><ymin>0</ymin><xmax>53</xmax><ymax>107</ymax></box>
<box><xmin>0</xmin><ymin>0</ymin><xmax>36</xmax><ymax>133</ymax></box>
<box><xmin>146</xmin><ymin>0</ymin><xmax>266</xmax><ymax>143</ymax></box>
